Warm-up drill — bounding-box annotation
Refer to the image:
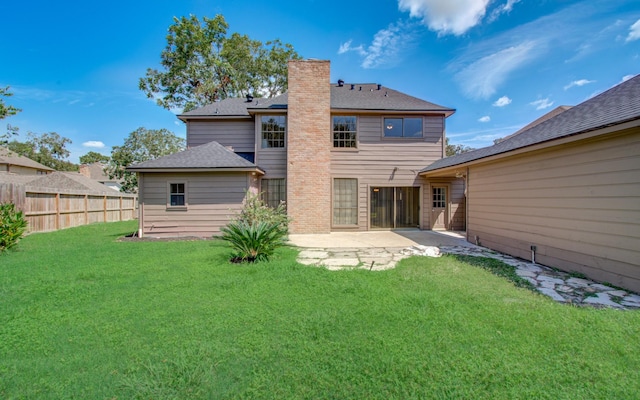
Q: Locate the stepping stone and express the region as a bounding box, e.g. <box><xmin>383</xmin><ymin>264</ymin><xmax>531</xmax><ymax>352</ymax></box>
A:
<box><xmin>322</xmin><ymin>258</ymin><xmax>360</xmax><ymax>267</ymax></box>
<box><xmin>537</xmin><ymin>276</ymin><xmax>565</xmax><ymax>286</ymax></box>
<box><xmin>298</xmin><ymin>250</ymin><xmax>329</xmax><ymax>259</ymax></box>
<box><xmin>515</xmin><ymin>269</ymin><xmax>537</xmax><ymax>278</ymax></box>
<box><xmin>297</xmin><ymin>258</ymin><xmax>322</xmax><ymax>266</ymax></box>
<box><xmin>538</xmin><ymin>287</ymin><xmax>567</xmax><ymax>302</ymax></box>
<box><xmin>590</xmin><ymin>284</ymin><xmax>615</xmax><ymax>291</ymax></box>
<box><xmin>622</xmin><ymin>294</ymin><xmax>640</xmax><ymax>304</ymax></box>
<box><xmin>608</xmin><ymin>290</ymin><xmax>628</xmax><ymax>297</ymax></box>
<box><xmin>566</xmin><ymin>277</ymin><xmax>592</xmax><ymax>287</ymax></box>
<box><xmin>582</xmin><ymin>293</ymin><xmax>623</xmax><ymax>308</ymax></box>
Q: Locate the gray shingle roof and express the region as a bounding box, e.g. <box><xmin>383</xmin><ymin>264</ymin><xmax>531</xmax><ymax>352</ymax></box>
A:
<box><xmin>178</xmin><ymin>84</ymin><xmax>454</xmax><ymax>118</ymax></box>
<box><xmin>126</xmin><ymin>141</ymin><xmax>259</xmax><ymax>170</ymax></box>
<box><xmin>0</xmin><ymin>147</ymin><xmax>54</xmax><ymax>171</ymax></box>
<box><xmin>422</xmin><ymin>74</ymin><xmax>640</xmax><ymax>173</ymax></box>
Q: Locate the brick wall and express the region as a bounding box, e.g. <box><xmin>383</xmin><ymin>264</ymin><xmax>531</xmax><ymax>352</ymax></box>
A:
<box><xmin>286</xmin><ymin>60</ymin><xmax>331</xmax><ymax>233</ymax></box>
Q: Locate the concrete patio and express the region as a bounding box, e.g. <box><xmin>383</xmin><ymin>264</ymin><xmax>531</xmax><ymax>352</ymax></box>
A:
<box><xmin>288</xmin><ymin>230</ymin><xmax>472</xmax><ymax>249</ymax></box>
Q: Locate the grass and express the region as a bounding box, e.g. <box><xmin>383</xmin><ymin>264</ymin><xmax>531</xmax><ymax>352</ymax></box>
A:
<box><xmin>1</xmin><ymin>221</ymin><xmax>639</xmax><ymax>399</ymax></box>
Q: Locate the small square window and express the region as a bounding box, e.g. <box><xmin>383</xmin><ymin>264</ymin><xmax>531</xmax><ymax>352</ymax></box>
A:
<box><xmin>170</xmin><ymin>183</ymin><xmax>185</xmax><ymax>207</ymax></box>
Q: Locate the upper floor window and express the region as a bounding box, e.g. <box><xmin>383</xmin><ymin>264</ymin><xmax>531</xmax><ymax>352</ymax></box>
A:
<box><xmin>383</xmin><ymin>117</ymin><xmax>423</xmax><ymax>138</ymax></box>
<box><xmin>261</xmin><ymin>116</ymin><xmax>286</xmax><ymax>148</ymax></box>
<box><xmin>333</xmin><ymin>116</ymin><xmax>357</xmax><ymax>148</ymax></box>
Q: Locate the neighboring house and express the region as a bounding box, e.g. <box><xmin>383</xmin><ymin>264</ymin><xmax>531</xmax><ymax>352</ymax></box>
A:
<box><xmin>0</xmin><ymin>147</ymin><xmax>54</xmax><ymax>175</ymax></box>
<box><xmin>421</xmin><ymin>75</ymin><xmax>640</xmax><ymax>292</ymax></box>
<box><xmin>128</xmin><ymin>59</ymin><xmax>463</xmax><ymax>237</ymax></box>
<box><xmin>79</xmin><ymin>162</ymin><xmax>122</xmax><ymax>191</ymax></box>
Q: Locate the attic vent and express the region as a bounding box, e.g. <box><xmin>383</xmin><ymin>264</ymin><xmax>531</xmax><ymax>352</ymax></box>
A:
<box><xmin>359</xmin><ymin>86</ymin><xmax>362</xmax><ymax>91</ymax></box>
<box><xmin>377</xmin><ymin>84</ymin><xmax>382</xmax><ymax>90</ymax></box>
<box><xmin>350</xmin><ymin>84</ymin><xmax>355</xmax><ymax>90</ymax></box>
<box><xmin>246</xmin><ymin>94</ymin><xmax>254</xmax><ymax>102</ymax></box>
<box><xmin>337</xmin><ymin>79</ymin><xmax>344</xmax><ymax>87</ymax></box>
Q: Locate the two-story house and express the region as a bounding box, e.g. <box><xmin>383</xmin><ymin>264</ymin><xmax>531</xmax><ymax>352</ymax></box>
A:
<box><xmin>129</xmin><ymin>60</ymin><xmax>463</xmax><ymax>237</ymax></box>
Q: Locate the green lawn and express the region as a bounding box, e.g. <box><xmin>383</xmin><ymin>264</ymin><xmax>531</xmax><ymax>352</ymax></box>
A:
<box><xmin>1</xmin><ymin>221</ymin><xmax>639</xmax><ymax>399</ymax></box>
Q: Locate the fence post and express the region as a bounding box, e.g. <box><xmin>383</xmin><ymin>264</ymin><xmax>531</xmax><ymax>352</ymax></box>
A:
<box><xmin>103</xmin><ymin>195</ymin><xmax>107</xmax><ymax>222</ymax></box>
<box><xmin>84</xmin><ymin>194</ymin><xmax>88</xmax><ymax>224</ymax></box>
<box><xmin>55</xmin><ymin>192</ymin><xmax>60</xmax><ymax>230</ymax></box>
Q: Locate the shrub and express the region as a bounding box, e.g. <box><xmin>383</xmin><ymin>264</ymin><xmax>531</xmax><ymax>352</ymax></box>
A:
<box><xmin>0</xmin><ymin>203</ymin><xmax>28</xmax><ymax>253</ymax></box>
<box><xmin>221</xmin><ymin>220</ymin><xmax>286</xmax><ymax>263</ymax></box>
<box><xmin>220</xmin><ymin>191</ymin><xmax>291</xmax><ymax>263</ymax></box>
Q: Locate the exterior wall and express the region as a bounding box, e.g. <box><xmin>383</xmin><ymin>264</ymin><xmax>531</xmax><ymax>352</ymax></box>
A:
<box><xmin>330</xmin><ymin>115</ymin><xmax>445</xmax><ymax>230</ymax></box>
<box><xmin>287</xmin><ymin>59</ymin><xmax>331</xmax><ymax>234</ymax></box>
<box><xmin>138</xmin><ymin>171</ymin><xmax>254</xmax><ymax>237</ymax></box>
<box><xmin>1</xmin><ymin>165</ymin><xmax>45</xmax><ymax>175</ymax></box>
<box><xmin>187</xmin><ymin>119</ymin><xmax>255</xmax><ymax>152</ymax></box>
<box><xmin>255</xmin><ymin>114</ymin><xmax>287</xmax><ymax>178</ymax></box>
<box><xmin>466</xmin><ymin>128</ymin><xmax>640</xmax><ymax>291</ymax></box>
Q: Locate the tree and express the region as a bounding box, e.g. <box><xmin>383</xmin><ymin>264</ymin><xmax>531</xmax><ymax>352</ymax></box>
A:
<box><xmin>139</xmin><ymin>14</ymin><xmax>301</xmax><ymax>112</ymax></box>
<box><xmin>7</xmin><ymin>132</ymin><xmax>78</xmax><ymax>171</ymax></box>
<box><xmin>79</xmin><ymin>151</ymin><xmax>110</xmax><ymax>164</ymax></box>
<box><xmin>106</xmin><ymin>127</ymin><xmax>185</xmax><ymax>193</ymax></box>
<box><xmin>445</xmin><ymin>138</ymin><xmax>474</xmax><ymax>157</ymax></box>
<box><xmin>1</xmin><ymin>86</ymin><xmax>21</xmax><ymax>146</ymax></box>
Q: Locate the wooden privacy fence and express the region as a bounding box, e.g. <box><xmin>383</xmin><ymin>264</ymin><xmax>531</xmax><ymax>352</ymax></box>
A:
<box><xmin>0</xmin><ymin>183</ymin><xmax>137</xmax><ymax>233</ymax></box>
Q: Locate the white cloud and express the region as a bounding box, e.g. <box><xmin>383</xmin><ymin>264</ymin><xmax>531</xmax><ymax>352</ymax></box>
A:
<box><xmin>489</xmin><ymin>0</ymin><xmax>521</xmax><ymax>21</ymax></box>
<box><xmin>338</xmin><ymin>40</ymin><xmax>366</xmax><ymax>56</ymax></box>
<box><xmin>530</xmin><ymin>98</ymin><xmax>554</xmax><ymax>110</ymax></box>
<box><xmin>398</xmin><ymin>0</ymin><xmax>491</xmax><ymax>36</ymax></box>
<box><xmin>563</xmin><ymin>79</ymin><xmax>595</xmax><ymax>90</ymax></box>
<box><xmin>493</xmin><ymin>95</ymin><xmax>512</xmax><ymax>107</ymax></box>
<box><xmin>82</xmin><ymin>141</ymin><xmax>105</xmax><ymax>149</ymax></box>
<box><xmin>453</xmin><ymin>41</ymin><xmax>539</xmax><ymax>99</ymax></box>
<box><xmin>626</xmin><ymin>19</ymin><xmax>640</xmax><ymax>42</ymax></box>
<box><xmin>622</xmin><ymin>74</ymin><xmax>636</xmax><ymax>82</ymax></box>
<box><xmin>338</xmin><ymin>22</ymin><xmax>416</xmax><ymax>69</ymax></box>
<box><xmin>478</xmin><ymin>116</ymin><xmax>491</xmax><ymax>122</ymax></box>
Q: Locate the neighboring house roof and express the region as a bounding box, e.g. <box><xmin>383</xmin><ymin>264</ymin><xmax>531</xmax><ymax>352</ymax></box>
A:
<box><xmin>178</xmin><ymin>83</ymin><xmax>454</xmax><ymax>119</ymax></box>
<box><xmin>422</xmin><ymin>74</ymin><xmax>640</xmax><ymax>173</ymax></box>
<box><xmin>126</xmin><ymin>141</ymin><xmax>264</xmax><ymax>173</ymax></box>
<box><xmin>1</xmin><ymin>171</ymin><xmax>127</xmax><ymax>195</ymax></box>
<box><xmin>0</xmin><ymin>147</ymin><xmax>54</xmax><ymax>172</ymax></box>
<box><xmin>79</xmin><ymin>162</ymin><xmax>122</xmax><ymax>191</ymax></box>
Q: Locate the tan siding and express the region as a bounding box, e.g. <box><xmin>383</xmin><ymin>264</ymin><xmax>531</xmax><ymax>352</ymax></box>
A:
<box><xmin>187</xmin><ymin>120</ymin><xmax>255</xmax><ymax>152</ymax></box>
<box><xmin>256</xmin><ymin>149</ymin><xmax>287</xmax><ymax>178</ymax></box>
<box><xmin>331</xmin><ymin>115</ymin><xmax>445</xmax><ymax>230</ymax></box>
<box><xmin>139</xmin><ymin>172</ymin><xmax>249</xmax><ymax>237</ymax></box>
<box><xmin>467</xmin><ymin>128</ymin><xmax>640</xmax><ymax>291</ymax></box>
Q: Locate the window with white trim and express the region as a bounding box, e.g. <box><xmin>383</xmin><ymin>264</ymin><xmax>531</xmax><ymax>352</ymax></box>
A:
<box><xmin>333</xmin><ymin>116</ymin><xmax>357</xmax><ymax>148</ymax></box>
<box><xmin>169</xmin><ymin>183</ymin><xmax>186</xmax><ymax>207</ymax></box>
<box><xmin>261</xmin><ymin>116</ymin><xmax>286</xmax><ymax>148</ymax></box>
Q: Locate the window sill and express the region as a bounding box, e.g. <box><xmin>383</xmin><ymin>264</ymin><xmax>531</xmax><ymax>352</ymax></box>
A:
<box><xmin>331</xmin><ymin>147</ymin><xmax>359</xmax><ymax>152</ymax></box>
<box><xmin>166</xmin><ymin>206</ymin><xmax>188</xmax><ymax>211</ymax></box>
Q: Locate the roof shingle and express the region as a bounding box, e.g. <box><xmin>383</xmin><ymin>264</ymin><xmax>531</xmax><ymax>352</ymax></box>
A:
<box><xmin>126</xmin><ymin>141</ymin><xmax>259</xmax><ymax>170</ymax></box>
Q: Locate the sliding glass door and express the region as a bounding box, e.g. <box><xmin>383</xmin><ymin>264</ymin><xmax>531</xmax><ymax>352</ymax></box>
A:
<box><xmin>370</xmin><ymin>186</ymin><xmax>420</xmax><ymax>229</ymax></box>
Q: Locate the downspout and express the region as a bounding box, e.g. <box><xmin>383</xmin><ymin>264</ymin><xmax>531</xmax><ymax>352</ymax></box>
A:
<box><xmin>138</xmin><ymin>173</ymin><xmax>144</xmax><ymax>238</ymax></box>
<box><xmin>465</xmin><ymin>166</ymin><xmax>469</xmax><ymax>242</ymax></box>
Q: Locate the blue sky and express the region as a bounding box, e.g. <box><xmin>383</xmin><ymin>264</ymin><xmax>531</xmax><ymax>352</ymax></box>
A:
<box><xmin>2</xmin><ymin>0</ymin><xmax>639</xmax><ymax>163</ymax></box>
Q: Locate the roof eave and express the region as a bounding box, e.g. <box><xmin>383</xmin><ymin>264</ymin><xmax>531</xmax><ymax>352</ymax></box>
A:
<box><xmin>177</xmin><ymin>114</ymin><xmax>252</xmax><ymax>121</ymax></box>
<box><xmin>421</xmin><ymin>118</ymin><xmax>640</xmax><ymax>177</ymax></box>
<box><xmin>127</xmin><ymin>167</ymin><xmax>265</xmax><ymax>175</ymax></box>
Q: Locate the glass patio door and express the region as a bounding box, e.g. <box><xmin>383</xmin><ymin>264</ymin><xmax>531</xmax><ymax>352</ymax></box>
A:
<box><xmin>370</xmin><ymin>187</ymin><xmax>419</xmax><ymax>229</ymax></box>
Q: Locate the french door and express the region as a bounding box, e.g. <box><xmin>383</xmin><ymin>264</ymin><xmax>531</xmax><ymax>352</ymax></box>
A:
<box><xmin>370</xmin><ymin>186</ymin><xmax>420</xmax><ymax>229</ymax></box>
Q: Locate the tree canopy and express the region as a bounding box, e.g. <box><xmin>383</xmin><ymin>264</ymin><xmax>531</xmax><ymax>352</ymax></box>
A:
<box><xmin>445</xmin><ymin>138</ymin><xmax>474</xmax><ymax>157</ymax></box>
<box><xmin>139</xmin><ymin>14</ymin><xmax>301</xmax><ymax>112</ymax></box>
<box><xmin>79</xmin><ymin>151</ymin><xmax>110</xmax><ymax>164</ymax></box>
<box><xmin>106</xmin><ymin>127</ymin><xmax>185</xmax><ymax>193</ymax></box>
<box><xmin>1</xmin><ymin>86</ymin><xmax>21</xmax><ymax>146</ymax></box>
<box><xmin>7</xmin><ymin>132</ymin><xmax>78</xmax><ymax>171</ymax></box>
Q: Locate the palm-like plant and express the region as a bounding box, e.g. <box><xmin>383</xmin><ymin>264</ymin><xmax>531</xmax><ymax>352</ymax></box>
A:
<box><xmin>220</xmin><ymin>220</ymin><xmax>286</xmax><ymax>263</ymax></box>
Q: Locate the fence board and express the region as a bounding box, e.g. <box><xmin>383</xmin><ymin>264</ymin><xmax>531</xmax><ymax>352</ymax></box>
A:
<box><xmin>0</xmin><ymin>183</ymin><xmax>137</xmax><ymax>233</ymax></box>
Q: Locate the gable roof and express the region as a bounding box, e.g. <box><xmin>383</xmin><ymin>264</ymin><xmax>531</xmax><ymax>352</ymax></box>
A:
<box><xmin>178</xmin><ymin>83</ymin><xmax>454</xmax><ymax>119</ymax></box>
<box><xmin>0</xmin><ymin>147</ymin><xmax>54</xmax><ymax>171</ymax></box>
<box><xmin>422</xmin><ymin>75</ymin><xmax>640</xmax><ymax>173</ymax></box>
<box><xmin>126</xmin><ymin>141</ymin><xmax>263</xmax><ymax>173</ymax></box>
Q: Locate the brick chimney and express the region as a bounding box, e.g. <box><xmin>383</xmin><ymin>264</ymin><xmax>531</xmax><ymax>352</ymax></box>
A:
<box><xmin>286</xmin><ymin>60</ymin><xmax>331</xmax><ymax>234</ymax></box>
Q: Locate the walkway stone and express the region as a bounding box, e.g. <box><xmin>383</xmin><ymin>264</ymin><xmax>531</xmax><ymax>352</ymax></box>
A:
<box><xmin>294</xmin><ymin>242</ymin><xmax>639</xmax><ymax>310</ymax></box>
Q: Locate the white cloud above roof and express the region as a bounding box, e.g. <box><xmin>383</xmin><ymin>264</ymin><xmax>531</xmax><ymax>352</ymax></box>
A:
<box><xmin>398</xmin><ymin>0</ymin><xmax>491</xmax><ymax>36</ymax></box>
<box><xmin>626</xmin><ymin>19</ymin><xmax>640</xmax><ymax>42</ymax></box>
<box><xmin>338</xmin><ymin>21</ymin><xmax>416</xmax><ymax>69</ymax></box>
<box><xmin>493</xmin><ymin>95</ymin><xmax>512</xmax><ymax>107</ymax></box>
<box><xmin>564</xmin><ymin>79</ymin><xmax>595</xmax><ymax>90</ymax></box>
<box><xmin>530</xmin><ymin>98</ymin><xmax>554</xmax><ymax>110</ymax></box>
<box><xmin>478</xmin><ymin>115</ymin><xmax>491</xmax><ymax>122</ymax></box>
